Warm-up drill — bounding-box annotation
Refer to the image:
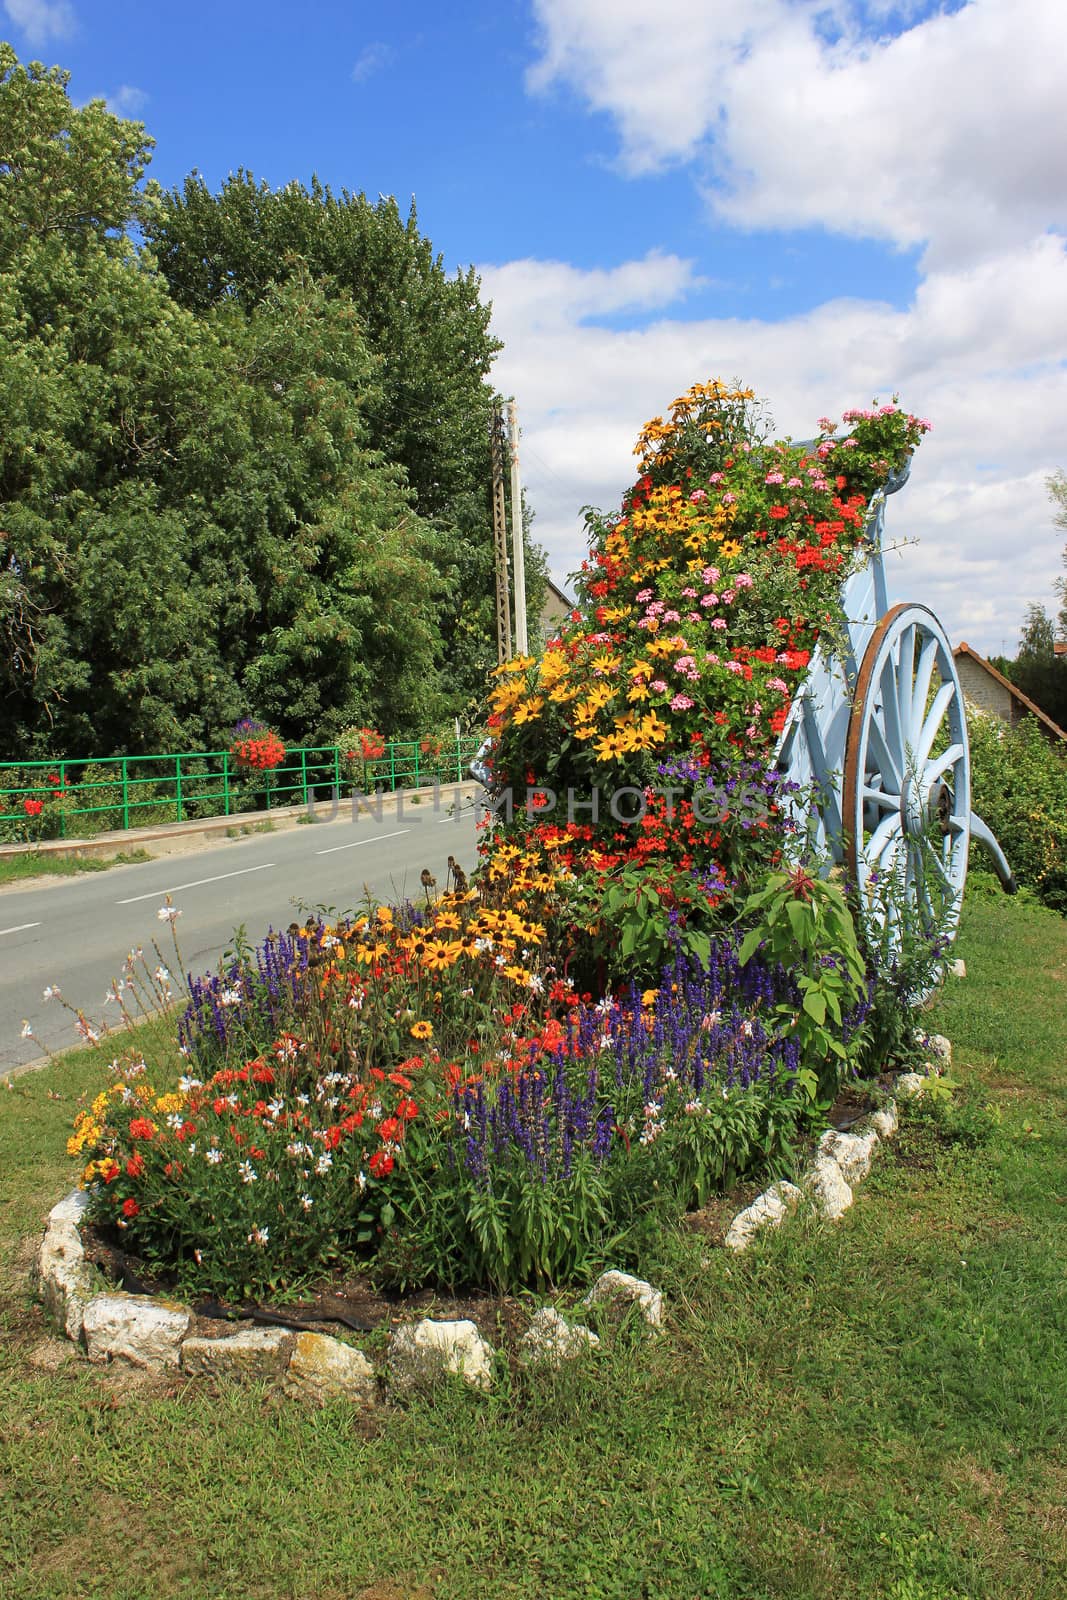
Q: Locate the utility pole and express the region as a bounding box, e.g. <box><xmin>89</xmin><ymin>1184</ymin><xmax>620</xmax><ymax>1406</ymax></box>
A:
<box><xmin>490</xmin><ymin>407</ymin><xmax>512</xmax><ymax>665</ymax></box>
<box><xmin>508</xmin><ymin>400</ymin><xmax>528</xmax><ymax>655</ymax></box>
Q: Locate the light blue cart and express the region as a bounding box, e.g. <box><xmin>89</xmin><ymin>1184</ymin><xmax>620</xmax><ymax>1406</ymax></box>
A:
<box><xmin>776</xmin><ymin>460</ymin><xmax>1015</xmax><ymax>946</ymax></box>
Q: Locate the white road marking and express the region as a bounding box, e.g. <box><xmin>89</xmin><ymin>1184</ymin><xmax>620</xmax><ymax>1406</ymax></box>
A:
<box><xmin>316</xmin><ymin>829</ymin><xmax>410</xmax><ymax>856</ymax></box>
<box><xmin>116</xmin><ymin>863</ymin><xmax>278</xmax><ymax>905</ymax></box>
<box><xmin>0</xmin><ymin>921</ymin><xmax>42</xmax><ymax>938</ymax></box>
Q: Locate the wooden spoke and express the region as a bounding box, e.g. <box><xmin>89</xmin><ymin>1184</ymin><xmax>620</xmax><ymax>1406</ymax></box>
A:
<box><xmin>843</xmin><ymin>603</ymin><xmax>971</xmax><ymax>981</ymax></box>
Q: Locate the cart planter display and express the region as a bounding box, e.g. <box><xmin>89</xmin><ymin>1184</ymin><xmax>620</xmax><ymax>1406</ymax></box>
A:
<box><xmin>776</xmin><ymin>460</ymin><xmax>1014</xmax><ymax>948</ymax></box>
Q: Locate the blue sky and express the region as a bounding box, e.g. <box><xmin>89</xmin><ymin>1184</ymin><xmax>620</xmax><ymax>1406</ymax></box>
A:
<box><xmin>4</xmin><ymin>0</ymin><xmax>1066</xmax><ymax>654</ymax></box>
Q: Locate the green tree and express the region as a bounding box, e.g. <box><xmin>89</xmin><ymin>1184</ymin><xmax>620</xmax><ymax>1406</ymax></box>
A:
<box><xmin>1005</xmin><ymin>603</ymin><xmax>1067</xmax><ymax>732</ymax></box>
<box><xmin>0</xmin><ymin>46</ymin><xmax>447</xmax><ymax>754</ymax></box>
<box><xmin>143</xmin><ymin>171</ymin><xmax>545</xmax><ymax>715</ymax></box>
<box><xmin>0</xmin><ymin>42</ymin><xmax>152</xmax><ymax>265</ymax></box>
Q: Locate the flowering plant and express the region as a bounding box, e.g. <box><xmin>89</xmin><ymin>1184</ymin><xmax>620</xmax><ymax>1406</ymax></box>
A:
<box><xmin>68</xmin><ymin>1046</ymin><xmax>426</xmax><ymax>1298</ymax></box>
<box><xmin>345</xmin><ymin>726</ymin><xmax>385</xmax><ymax>762</ymax></box>
<box><xmin>70</xmin><ymin>906</ymin><xmax>850</xmax><ymax>1297</ymax></box>
<box><xmin>482</xmin><ymin>378</ymin><xmax>931</xmax><ymax>982</ymax></box>
<box><xmin>229</xmin><ymin>718</ymin><xmax>286</xmax><ymax>773</ymax></box>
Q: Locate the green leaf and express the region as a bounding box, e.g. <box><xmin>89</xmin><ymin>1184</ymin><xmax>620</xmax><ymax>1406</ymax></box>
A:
<box><xmin>801</xmin><ymin>989</ymin><xmax>827</xmax><ymax>1025</ymax></box>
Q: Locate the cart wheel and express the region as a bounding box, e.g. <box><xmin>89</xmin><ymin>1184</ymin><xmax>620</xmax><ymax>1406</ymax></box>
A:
<box><xmin>843</xmin><ymin>603</ymin><xmax>970</xmax><ymax>957</ymax></box>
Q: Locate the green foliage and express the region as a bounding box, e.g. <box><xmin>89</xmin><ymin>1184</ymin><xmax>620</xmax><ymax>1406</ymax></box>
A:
<box><xmin>0</xmin><ymin>43</ymin><xmax>538</xmax><ymax>756</ymax></box>
<box><xmin>738</xmin><ymin>865</ymin><xmax>869</xmax><ymax>1098</ymax></box>
<box><xmin>968</xmin><ymin>711</ymin><xmax>1067</xmax><ymax>912</ymax></box>
<box><xmin>0</xmin><ymin>43</ymin><xmax>152</xmax><ymax>265</ymax></box>
<box><xmin>855</xmin><ymin>848</ymin><xmax>960</xmax><ymax>1071</ymax></box>
<box><xmin>1001</xmin><ymin>601</ymin><xmax>1067</xmax><ymax>732</ymax></box>
<box><xmin>142</xmin><ymin>169</ymin><xmax>545</xmax><ymax>721</ymax></box>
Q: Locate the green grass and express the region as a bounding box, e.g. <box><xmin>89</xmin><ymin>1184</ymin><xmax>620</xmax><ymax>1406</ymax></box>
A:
<box><xmin>0</xmin><ymin>848</ymin><xmax>153</xmax><ymax>886</ymax></box>
<box><xmin>1</xmin><ymin>892</ymin><xmax>1065</xmax><ymax>1599</ymax></box>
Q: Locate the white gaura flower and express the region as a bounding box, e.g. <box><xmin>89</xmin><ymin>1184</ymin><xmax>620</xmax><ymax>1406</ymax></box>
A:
<box><xmin>238</xmin><ymin>1160</ymin><xmax>257</xmax><ymax>1184</ymax></box>
<box><xmin>299</xmin><ymin>1194</ymin><xmax>314</xmax><ymax>1211</ymax></box>
<box><xmin>157</xmin><ymin>904</ymin><xmax>181</xmax><ymax>923</ymax></box>
<box><xmin>205</xmin><ymin>1148</ymin><xmax>223</xmax><ymax>1165</ymax></box>
<box><xmin>247</xmin><ymin>1226</ymin><xmax>269</xmax><ymax>1247</ymax></box>
<box><xmin>315</xmin><ymin>1152</ymin><xmax>333</xmax><ymax>1176</ymax></box>
<box><xmin>219</xmin><ymin>989</ymin><xmax>242</xmax><ymax>1008</ymax></box>
<box><xmin>20</xmin><ymin>1021</ymin><xmax>33</xmax><ymax>1039</ymax></box>
<box><xmin>42</xmin><ymin>986</ymin><xmax>61</xmax><ymax>1002</ymax></box>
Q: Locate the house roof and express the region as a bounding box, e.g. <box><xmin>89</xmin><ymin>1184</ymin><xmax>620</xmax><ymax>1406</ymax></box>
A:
<box><xmin>954</xmin><ymin>641</ymin><xmax>1067</xmax><ymax>743</ymax></box>
<box><xmin>544</xmin><ymin>575</ymin><xmax>576</xmax><ymax>611</ymax></box>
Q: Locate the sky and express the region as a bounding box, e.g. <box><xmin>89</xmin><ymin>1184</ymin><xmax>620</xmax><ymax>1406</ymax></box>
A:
<box><xmin>3</xmin><ymin>0</ymin><xmax>1066</xmax><ymax>657</ymax></box>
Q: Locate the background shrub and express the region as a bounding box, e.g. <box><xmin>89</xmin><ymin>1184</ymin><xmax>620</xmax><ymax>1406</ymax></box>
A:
<box><xmin>968</xmin><ymin>712</ymin><xmax>1067</xmax><ymax>913</ymax></box>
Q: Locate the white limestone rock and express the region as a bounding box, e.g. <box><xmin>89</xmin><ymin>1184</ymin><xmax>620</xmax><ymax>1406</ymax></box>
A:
<box><xmin>582</xmin><ymin>1270</ymin><xmax>664</xmax><ymax>1329</ymax></box>
<box><xmin>35</xmin><ymin>1220</ymin><xmax>101</xmax><ymax>1342</ymax></box>
<box><xmin>927</xmin><ymin>1034</ymin><xmax>953</xmax><ymax>1066</ymax></box>
<box><xmin>83</xmin><ymin>1292</ymin><xmax>190</xmax><ymax>1370</ymax></box>
<box><xmin>724</xmin><ymin>1181</ymin><xmax>804</xmax><ymax>1253</ymax></box>
<box><xmin>518</xmin><ymin>1307</ymin><xmax>600</xmax><ymax>1367</ymax></box>
<box><xmin>282</xmin><ymin>1331</ymin><xmax>377</xmax><ymax>1406</ymax></box>
<box><xmin>802</xmin><ymin>1155</ymin><xmax>853</xmax><ymax>1221</ymax></box>
<box><xmin>34</xmin><ymin>1193</ymin><xmax>101</xmax><ymax>1343</ymax></box>
<box><xmin>49</xmin><ymin>1191</ymin><xmax>91</xmax><ymax>1229</ymax></box>
<box><xmin>868</xmin><ymin>1101</ymin><xmax>899</xmax><ymax>1140</ymax></box>
<box><xmin>895</xmin><ymin>1072</ymin><xmax>926</xmax><ymax>1101</ymax></box>
<box><xmin>387</xmin><ymin>1318</ymin><xmax>495</xmax><ymax>1392</ymax></box>
<box><xmin>818</xmin><ymin>1128</ymin><xmax>879</xmax><ymax>1186</ymax></box>
<box><xmin>948</xmin><ymin>959</ymin><xmax>966</xmax><ymax>979</ymax></box>
<box><xmin>181</xmin><ymin>1326</ymin><xmax>294</xmax><ymax>1383</ymax></box>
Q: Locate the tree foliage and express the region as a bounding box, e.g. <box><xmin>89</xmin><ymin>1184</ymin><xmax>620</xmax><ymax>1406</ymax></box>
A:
<box><xmin>144</xmin><ymin>170</ymin><xmax>545</xmax><ymax>720</ymax></box>
<box><xmin>0</xmin><ymin>43</ymin><xmax>535</xmax><ymax>756</ymax></box>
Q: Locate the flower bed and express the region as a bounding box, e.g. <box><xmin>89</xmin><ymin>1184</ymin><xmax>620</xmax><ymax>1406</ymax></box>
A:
<box><xmin>62</xmin><ymin>376</ymin><xmax>938</xmax><ymax>1302</ymax></box>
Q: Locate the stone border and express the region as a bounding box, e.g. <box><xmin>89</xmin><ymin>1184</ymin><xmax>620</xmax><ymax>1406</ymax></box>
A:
<box><xmin>33</xmin><ymin>1207</ymin><xmax>655</xmax><ymax>1405</ymax></box>
<box><xmin>723</xmin><ymin>1035</ymin><xmax>953</xmax><ymax>1252</ymax></box>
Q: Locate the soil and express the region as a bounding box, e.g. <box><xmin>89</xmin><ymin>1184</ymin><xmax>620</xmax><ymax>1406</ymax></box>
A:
<box><xmin>681</xmin><ymin>1182</ymin><xmax>764</xmax><ymax>1246</ymax></box>
<box><xmin>80</xmin><ymin>1221</ymin><xmax>534</xmax><ymax>1353</ymax></box>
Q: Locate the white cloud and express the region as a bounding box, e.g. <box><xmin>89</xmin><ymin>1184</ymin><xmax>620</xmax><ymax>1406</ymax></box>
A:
<box><xmin>108</xmin><ymin>84</ymin><xmax>147</xmax><ymax>117</ymax></box>
<box><xmin>481</xmin><ymin>237</ymin><xmax>1067</xmax><ymax>655</ymax></box>
<box><xmin>2</xmin><ymin>0</ymin><xmax>76</xmax><ymax>48</ymax></box>
<box><xmin>351</xmin><ymin>42</ymin><xmax>393</xmax><ymax>84</ymax></box>
<box><xmin>528</xmin><ymin>0</ymin><xmax>1067</xmax><ymax>267</ymax></box>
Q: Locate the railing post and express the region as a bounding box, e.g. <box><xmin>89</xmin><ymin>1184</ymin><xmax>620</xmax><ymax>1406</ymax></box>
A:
<box><xmin>300</xmin><ymin>747</ymin><xmax>308</xmax><ymax>806</ymax></box>
<box><xmin>122</xmin><ymin>758</ymin><xmax>129</xmax><ymax>831</ymax></box>
<box><xmin>332</xmin><ymin>744</ymin><xmax>340</xmax><ymax>796</ymax></box>
<box><xmin>389</xmin><ymin>741</ymin><xmax>396</xmax><ymax>792</ymax></box>
<box><xmin>455</xmin><ymin>736</ymin><xmax>463</xmax><ymax>783</ymax></box>
<box><xmin>60</xmin><ymin>760</ymin><xmax>67</xmax><ymax>839</ymax></box>
<box><xmin>414</xmin><ymin>742</ymin><xmax>420</xmax><ymax>790</ymax></box>
<box><xmin>223</xmin><ymin>750</ymin><xmax>231</xmax><ymax>816</ymax></box>
<box><xmin>175</xmin><ymin>755</ymin><xmax>184</xmax><ymax>823</ymax></box>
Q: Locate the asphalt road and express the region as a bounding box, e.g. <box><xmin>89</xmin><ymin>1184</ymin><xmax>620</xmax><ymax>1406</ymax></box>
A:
<box><xmin>0</xmin><ymin>794</ymin><xmax>480</xmax><ymax>1074</ymax></box>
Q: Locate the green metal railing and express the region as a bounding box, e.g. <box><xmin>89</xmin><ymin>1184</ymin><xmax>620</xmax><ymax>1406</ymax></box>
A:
<box><xmin>0</xmin><ymin>736</ymin><xmax>484</xmax><ymax>842</ymax></box>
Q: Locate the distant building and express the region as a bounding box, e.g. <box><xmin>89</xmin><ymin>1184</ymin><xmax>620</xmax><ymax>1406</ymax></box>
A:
<box><xmin>537</xmin><ymin>576</ymin><xmax>576</xmax><ymax>647</ymax></box>
<box><xmin>953</xmin><ymin>642</ymin><xmax>1067</xmax><ymax>745</ymax></box>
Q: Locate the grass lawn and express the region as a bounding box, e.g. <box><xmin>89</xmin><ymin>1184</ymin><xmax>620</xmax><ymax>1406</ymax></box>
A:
<box><xmin>1</xmin><ymin>889</ymin><xmax>1064</xmax><ymax>1600</ymax></box>
<box><xmin>0</xmin><ymin>848</ymin><xmax>153</xmax><ymax>887</ymax></box>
